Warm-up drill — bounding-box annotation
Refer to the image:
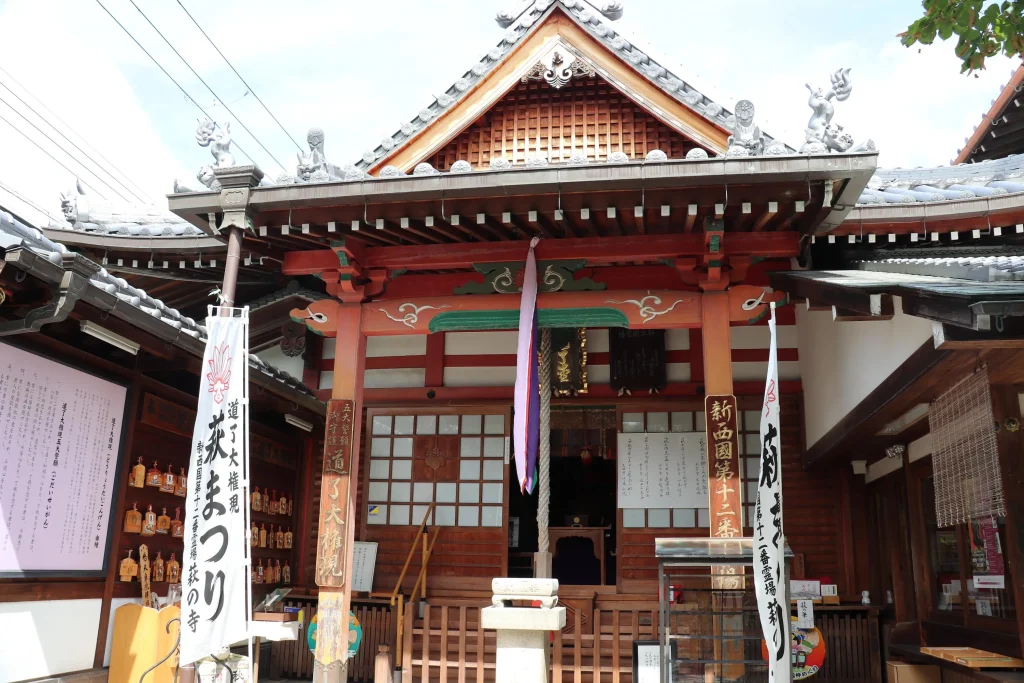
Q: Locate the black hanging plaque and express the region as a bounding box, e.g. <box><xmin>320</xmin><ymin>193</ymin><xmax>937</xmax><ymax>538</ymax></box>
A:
<box><xmin>550</xmin><ymin>328</ymin><xmax>588</xmax><ymax>396</ymax></box>
<box><xmin>609</xmin><ymin>329</ymin><xmax>666</xmax><ymax>393</ymax></box>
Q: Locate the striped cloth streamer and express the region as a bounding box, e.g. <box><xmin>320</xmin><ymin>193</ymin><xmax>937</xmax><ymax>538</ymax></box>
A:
<box><xmin>513</xmin><ymin>236</ymin><xmax>541</xmax><ymax>493</ymax></box>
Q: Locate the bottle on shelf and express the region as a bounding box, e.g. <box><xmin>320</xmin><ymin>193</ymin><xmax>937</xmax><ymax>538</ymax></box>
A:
<box><xmin>267</xmin><ymin>525</ymin><xmax>275</xmax><ymax>550</ymax></box>
<box><xmin>141</xmin><ymin>505</ymin><xmax>157</xmax><ymax>537</ymax></box>
<box><xmin>284</xmin><ymin>527</ymin><xmax>293</xmax><ymax>549</ymax></box>
<box><xmin>152</xmin><ymin>552</ymin><xmax>165</xmax><ymax>582</ymax></box>
<box><xmin>170</xmin><ymin>507</ymin><xmax>184</xmax><ymax>538</ymax></box>
<box><xmin>131</xmin><ymin>457</ymin><xmax>146</xmax><ymax>488</ymax></box>
<box><xmin>174</xmin><ymin>468</ymin><xmax>188</xmax><ymax>497</ymax></box>
<box><xmin>255</xmin><ymin>559</ymin><xmax>264</xmax><ymax>584</ymax></box>
<box><xmin>274</xmin><ymin>560</ymin><xmax>282</xmax><ymax>584</ymax></box>
<box><xmin>160</xmin><ymin>463</ymin><xmax>176</xmax><ymax>493</ymax></box>
<box><xmin>270</xmin><ymin>490</ymin><xmax>279</xmax><ymax>515</ymax></box>
<box><xmin>167</xmin><ymin>553</ymin><xmax>180</xmax><ymax>583</ymax></box>
<box><xmin>275</xmin><ymin>525</ymin><xmax>284</xmax><ymax>549</ymax></box>
<box><xmin>145</xmin><ymin>461</ymin><xmax>162</xmax><ymax>488</ymax></box>
<box><xmin>282</xmin><ymin>561</ymin><xmax>291</xmax><ymax>584</ymax></box>
<box><xmin>287</xmin><ymin>498</ymin><xmax>293</xmax><ymax>517</ymax></box>
<box><xmin>124</xmin><ymin>503</ymin><xmax>142</xmax><ymax>534</ymax></box>
<box><xmin>263</xmin><ymin>489</ymin><xmax>270</xmax><ymax>514</ymax></box>
<box><xmin>252</xmin><ymin>487</ymin><xmax>262</xmax><ymax>513</ymax></box>
<box><xmin>251</xmin><ymin>521</ymin><xmax>259</xmax><ymax>547</ymax></box>
<box><xmin>279</xmin><ymin>492</ymin><xmax>288</xmax><ymax>517</ymax></box>
<box><xmin>259</xmin><ymin>523</ymin><xmax>267</xmax><ymax>548</ymax></box>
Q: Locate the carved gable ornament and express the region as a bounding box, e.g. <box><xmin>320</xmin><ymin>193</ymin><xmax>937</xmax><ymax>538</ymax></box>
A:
<box><xmin>521</xmin><ymin>50</ymin><xmax>595</xmax><ymax>90</ymax></box>
<box><xmin>454</xmin><ymin>260</ymin><xmax>605</xmax><ymax>295</ymax></box>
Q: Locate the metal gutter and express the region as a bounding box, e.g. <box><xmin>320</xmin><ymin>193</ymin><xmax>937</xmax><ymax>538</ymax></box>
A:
<box><xmin>41</xmin><ymin>227</ymin><xmax>225</xmax><ymax>253</ymax></box>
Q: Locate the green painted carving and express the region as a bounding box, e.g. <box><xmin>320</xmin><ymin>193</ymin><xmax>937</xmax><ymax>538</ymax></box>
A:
<box><xmin>745</xmin><ymin>294</ymin><xmax>790</xmax><ymax>326</ymax></box>
<box><xmin>707</xmin><ymin>259</ymin><xmax>722</xmax><ymax>268</ymax></box>
<box><xmin>428</xmin><ymin>307</ymin><xmax>628</xmax><ymax>332</ymax></box>
<box><xmin>329</xmin><ymin>240</ymin><xmax>350</xmax><ymax>268</ymax></box>
<box><xmin>453</xmin><ymin>260</ymin><xmax>605</xmax><ymax>295</ymax></box>
<box><xmin>708</xmin><ymin>234</ymin><xmax>721</xmax><ymax>253</ymax></box>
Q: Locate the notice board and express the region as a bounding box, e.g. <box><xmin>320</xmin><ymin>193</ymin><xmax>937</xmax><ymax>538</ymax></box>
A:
<box><xmin>351</xmin><ymin>541</ymin><xmax>378</xmax><ymax>592</ymax></box>
<box><xmin>617</xmin><ymin>432</ymin><xmax>708</xmax><ymax>509</ymax></box>
<box><xmin>0</xmin><ymin>341</ymin><xmax>129</xmax><ymax>576</ymax></box>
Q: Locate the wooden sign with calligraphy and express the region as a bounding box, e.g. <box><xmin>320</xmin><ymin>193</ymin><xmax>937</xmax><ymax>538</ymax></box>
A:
<box><xmin>609</xmin><ymin>330</ymin><xmax>666</xmax><ymax>394</ymax></box>
<box><xmin>550</xmin><ymin>328</ymin><xmax>588</xmax><ymax>396</ymax></box>
<box><xmin>142</xmin><ymin>393</ymin><xmax>296</xmax><ymax>469</ymax></box>
<box><xmin>316</xmin><ymin>399</ymin><xmax>354</xmax><ymax>587</ymax></box>
<box><xmin>705</xmin><ymin>395</ymin><xmax>742</xmax><ymax>540</ymax></box>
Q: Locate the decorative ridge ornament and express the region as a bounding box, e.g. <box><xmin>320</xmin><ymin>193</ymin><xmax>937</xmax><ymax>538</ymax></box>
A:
<box><xmin>727</xmin><ymin>100</ymin><xmax>765</xmax><ymax>156</ymax></box>
<box><xmin>801</xmin><ymin>68</ymin><xmax>875</xmax><ymax>154</ymax></box>
<box><xmin>521</xmin><ymin>50</ymin><xmax>596</xmax><ymax>89</ymax></box>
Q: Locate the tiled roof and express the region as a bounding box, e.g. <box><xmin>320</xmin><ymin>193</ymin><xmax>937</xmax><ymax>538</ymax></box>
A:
<box><xmin>0</xmin><ymin>209</ymin><xmax>319</xmax><ymax>402</ymax></box>
<box><xmin>247</xmin><ymin>281</ymin><xmax>330</xmax><ymax>312</ymax></box>
<box><xmin>352</xmin><ymin>0</ymin><xmax>793</xmax><ymax>172</ymax></box>
<box><xmin>856</xmin><ymin>255</ymin><xmax>1024</xmax><ymax>281</ymax></box>
<box><xmin>858</xmin><ymin>154</ymin><xmax>1024</xmax><ymax>206</ymax></box>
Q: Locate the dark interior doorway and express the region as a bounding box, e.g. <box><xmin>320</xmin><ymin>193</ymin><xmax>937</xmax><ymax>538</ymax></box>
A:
<box><xmin>508</xmin><ymin>407</ymin><xmax>617</xmax><ymax>584</ymax></box>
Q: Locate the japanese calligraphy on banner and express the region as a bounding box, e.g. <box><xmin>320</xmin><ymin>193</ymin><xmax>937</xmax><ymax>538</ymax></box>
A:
<box><xmin>0</xmin><ymin>342</ymin><xmax>127</xmax><ymax>575</ymax></box>
<box><xmin>317</xmin><ymin>399</ymin><xmax>354</xmax><ymax>588</ymax></box>
<box><xmin>754</xmin><ymin>305</ymin><xmax>791</xmax><ymax>683</ymax></box>
<box><xmin>705</xmin><ymin>394</ymin><xmax>741</xmax><ymax>540</ymax></box>
<box><xmin>180</xmin><ymin>311</ymin><xmax>250</xmax><ymax>665</ymax></box>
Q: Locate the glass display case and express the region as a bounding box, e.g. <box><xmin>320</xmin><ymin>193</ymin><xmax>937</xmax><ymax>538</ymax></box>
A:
<box><xmin>656</xmin><ymin>538</ymin><xmax>793</xmax><ymax>683</ymax></box>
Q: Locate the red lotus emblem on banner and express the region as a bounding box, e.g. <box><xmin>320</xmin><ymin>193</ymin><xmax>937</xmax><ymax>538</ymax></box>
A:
<box><xmin>206</xmin><ymin>344</ymin><xmax>232</xmax><ymax>404</ymax></box>
<box><xmin>764</xmin><ymin>379</ymin><xmax>777</xmax><ymax>416</ymax></box>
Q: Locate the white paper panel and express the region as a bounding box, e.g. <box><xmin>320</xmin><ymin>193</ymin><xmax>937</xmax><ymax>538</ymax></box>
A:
<box><xmin>617</xmin><ymin>432</ymin><xmax>708</xmax><ymax>509</ymax></box>
<box><xmin>0</xmin><ymin>342</ymin><xmax>128</xmax><ymax>573</ymax></box>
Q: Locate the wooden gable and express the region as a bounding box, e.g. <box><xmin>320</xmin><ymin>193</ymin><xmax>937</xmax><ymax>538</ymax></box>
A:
<box><xmin>370</xmin><ymin>9</ymin><xmax>730</xmax><ymax>174</ymax></box>
<box><xmin>425</xmin><ymin>72</ymin><xmax>703</xmax><ymax>171</ymax></box>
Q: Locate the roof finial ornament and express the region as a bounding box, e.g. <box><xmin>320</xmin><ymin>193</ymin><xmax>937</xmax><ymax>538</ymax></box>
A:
<box><xmin>599</xmin><ymin>1</ymin><xmax>624</xmax><ymax>21</ymax></box>
<box><xmin>496</xmin><ymin>9</ymin><xmax>517</xmax><ymax>28</ymax></box>
<box><xmin>726</xmin><ymin>100</ymin><xmax>764</xmax><ymax>156</ymax></box>
<box><xmin>800</xmin><ymin>68</ymin><xmax>875</xmax><ymax>154</ymax></box>
<box><xmin>195</xmin><ymin>118</ymin><xmax>235</xmax><ymax>168</ymax></box>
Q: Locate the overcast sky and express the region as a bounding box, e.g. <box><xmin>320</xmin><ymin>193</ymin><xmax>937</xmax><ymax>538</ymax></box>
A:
<box><xmin>0</xmin><ymin>0</ymin><xmax>1018</xmax><ymax>225</ymax></box>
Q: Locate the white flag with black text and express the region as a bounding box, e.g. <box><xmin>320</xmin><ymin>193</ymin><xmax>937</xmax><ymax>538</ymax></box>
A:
<box><xmin>180</xmin><ymin>310</ymin><xmax>250</xmax><ymax>665</ymax></box>
<box><xmin>754</xmin><ymin>304</ymin><xmax>790</xmax><ymax>683</ymax></box>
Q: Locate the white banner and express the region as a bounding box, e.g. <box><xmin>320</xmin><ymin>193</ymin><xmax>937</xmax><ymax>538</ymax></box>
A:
<box><xmin>180</xmin><ymin>309</ymin><xmax>250</xmax><ymax>665</ymax></box>
<box><xmin>754</xmin><ymin>305</ymin><xmax>790</xmax><ymax>683</ymax></box>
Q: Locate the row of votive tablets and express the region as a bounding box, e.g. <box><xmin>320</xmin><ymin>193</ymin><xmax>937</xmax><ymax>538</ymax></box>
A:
<box><xmin>251</xmin><ymin>488</ymin><xmax>291</xmax><ymax>516</ymax></box>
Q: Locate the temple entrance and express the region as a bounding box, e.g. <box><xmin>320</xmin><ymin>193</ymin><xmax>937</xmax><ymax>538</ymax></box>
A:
<box><xmin>508</xmin><ymin>407</ymin><xmax>617</xmax><ymax>584</ymax></box>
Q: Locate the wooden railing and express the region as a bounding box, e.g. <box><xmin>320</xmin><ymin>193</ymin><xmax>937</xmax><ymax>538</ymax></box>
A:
<box><xmin>400</xmin><ymin>599</ymin><xmax>882</xmax><ymax>683</ymax></box>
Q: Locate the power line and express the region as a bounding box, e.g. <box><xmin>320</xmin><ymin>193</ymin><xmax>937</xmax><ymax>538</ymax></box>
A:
<box><xmin>0</xmin><ymin>179</ymin><xmax>64</xmax><ymax>224</ymax></box>
<box><xmin>0</xmin><ymin>78</ymin><xmax>149</xmax><ymax>204</ymax></box>
<box><xmin>175</xmin><ymin>0</ymin><xmax>303</xmax><ymax>153</ymax></box>
<box><xmin>93</xmin><ymin>0</ymin><xmax>257</xmax><ymax>168</ymax></box>
<box><xmin>0</xmin><ymin>65</ymin><xmax>157</xmax><ymax>205</ymax></box>
<box><xmin>0</xmin><ymin>93</ymin><xmax>131</xmax><ymax>202</ymax></box>
<box><xmin>0</xmin><ymin>109</ymin><xmax>109</xmax><ymax>199</ymax></box>
<box><xmin>127</xmin><ymin>0</ymin><xmax>288</xmax><ymax>173</ymax></box>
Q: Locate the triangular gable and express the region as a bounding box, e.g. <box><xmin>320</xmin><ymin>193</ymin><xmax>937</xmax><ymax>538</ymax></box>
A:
<box><xmin>357</xmin><ymin>0</ymin><xmax>791</xmax><ymax>175</ymax></box>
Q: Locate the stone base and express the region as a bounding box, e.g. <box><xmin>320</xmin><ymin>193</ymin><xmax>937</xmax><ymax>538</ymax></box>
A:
<box><xmin>495</xmin><ymin>630</ymin><xmax>549</xmax><ymax>683</ymax></box>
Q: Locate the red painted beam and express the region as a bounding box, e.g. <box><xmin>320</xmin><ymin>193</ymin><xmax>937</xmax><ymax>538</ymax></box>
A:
<box><xmin>281</xmin><ymin>232</ymin><xmax>802</xmax><ymax>275</ymax></box>
<box><xmin>331</xmin><ymin>379</ymin><xmax>804</xmax><ymax>404</ymax></box>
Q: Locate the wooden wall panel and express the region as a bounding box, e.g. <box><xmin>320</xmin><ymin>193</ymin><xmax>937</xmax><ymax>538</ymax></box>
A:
<box><xmin>425</xmin><ymin>75</ymin><xmax>702</xmax><ymax>171</ymax></box>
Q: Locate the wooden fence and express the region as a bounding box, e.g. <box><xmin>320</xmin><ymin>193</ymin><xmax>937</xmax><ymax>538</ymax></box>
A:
<box><xmin>400</xmin><ymin>599</ymin><xmax>882</xmax><ymax>683</ymax></box>
<box><xmin>269</xmin><ymin>596</ymin><xmax>396</xmax><ymax>682</ymax></box>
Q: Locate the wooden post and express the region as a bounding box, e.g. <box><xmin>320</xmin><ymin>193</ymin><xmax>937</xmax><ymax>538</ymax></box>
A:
<box><xmin>313</xmin><ymin>303</ymin><xmax>367</xmax><ymax>683</ymax></box>
<box><xmin>700</xmin><ymin>290</ymin><xmax>743</xmax><ymax>682</ymax></box>
<box><xmin>991</xmin><ymin>385</ymin><xmax>1024</xmax><ymax>656</ymax></box>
